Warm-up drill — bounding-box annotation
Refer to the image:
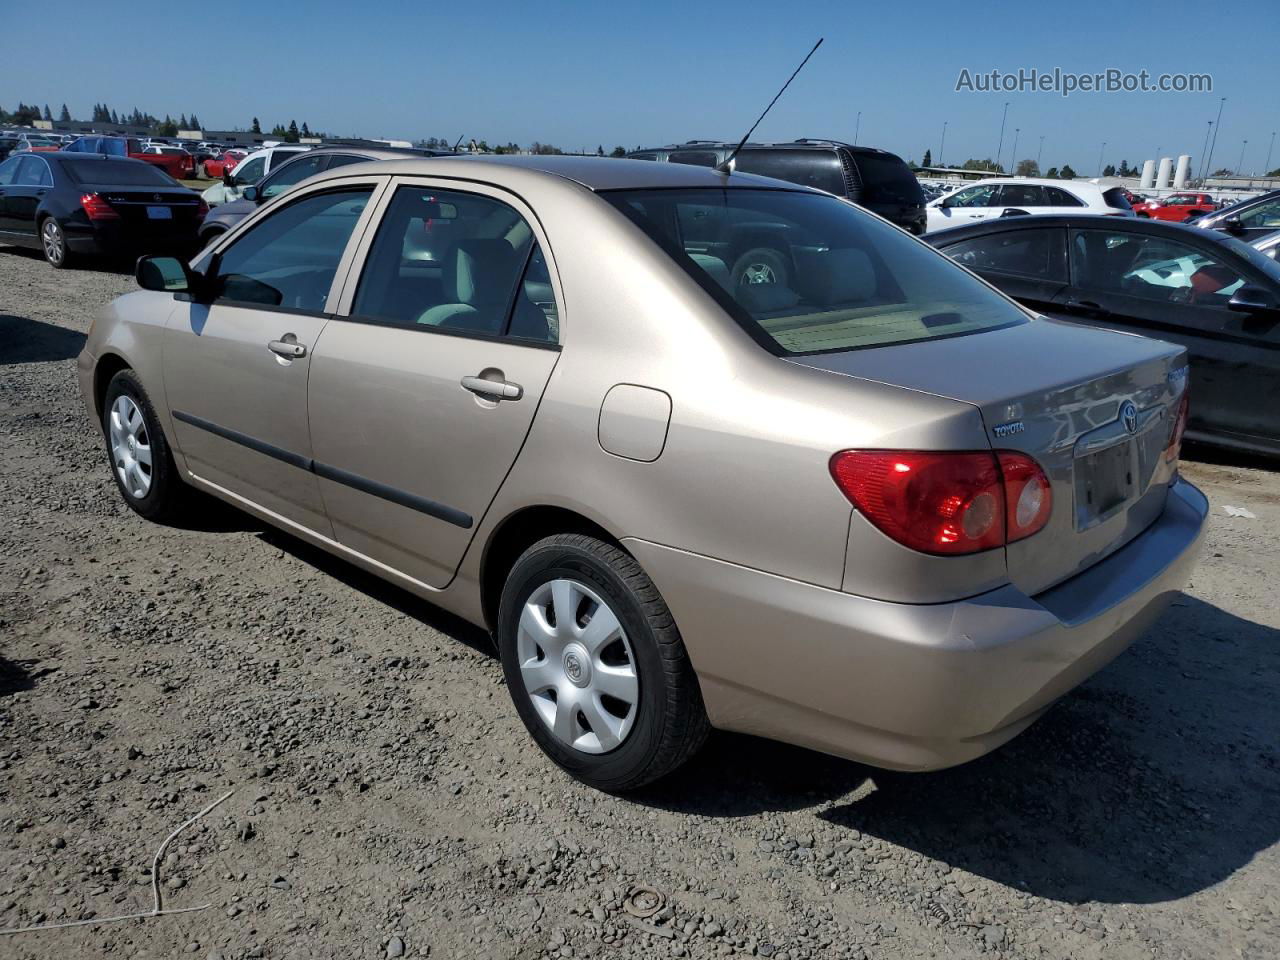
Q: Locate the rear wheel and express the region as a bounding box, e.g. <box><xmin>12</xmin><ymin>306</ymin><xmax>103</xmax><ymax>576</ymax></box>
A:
<box><xmin>102</xmin><ymin>370</ymin><xmax>190</xmax><ymax>523</ymax></box>
<box><xmin>497</xmin><ymin>534</ymin><xmax>709</xmax><ymax>791</ymax></box>
<box><xmin>731</xmin><ymin>247</ymin><xmax>789</xmax><ymax>289</ymax></box>
<box><xmin>39</xmin><ymin>217</ymin><xmax>72</xmax><ymax>269</ymax></box>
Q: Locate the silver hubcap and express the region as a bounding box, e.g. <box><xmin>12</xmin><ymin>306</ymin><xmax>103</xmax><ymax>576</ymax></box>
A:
<box><xmin>108</xmin><ymin>395</ymin><xmax>152</xmax><ymax>498</ymax></box>
<box><xmin>42</xmin><ymin>221</ymin><xmax>63</xmax><ymax>264</ymax></box>
<box><xmin>740</xmin><ymin>262</ymin><xmax>776</xmax><ymax>285</ymax></box>
<box><xmin>517</xmin><ymin>579</ymin><xmax>639</xmax><ymax>754</ymax></box>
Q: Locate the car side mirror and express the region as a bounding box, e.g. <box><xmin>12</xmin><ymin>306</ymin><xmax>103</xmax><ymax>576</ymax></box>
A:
<box><xmin>135</xmin><ymin>255</ymin><xmax>192</xmax><ymax>294</ymax></box>
<box><xmin>1222</xmin><ymin>215</ymin><xmax>1245</xmax><ymax>235</ymax></box>
<box><xmin>222</xmin><ymin>169</ymin><xmax>234</xmax><ymax>186</ymax></box>
<box><xmin>242</xmin><ymin>185</ymin><xmax>259</xmax><ymax>203</ymax></box>
<box><xmin>1228</xmin><ymin>285</ymin><xmax>1280</xmax><ymax>315</ymax></box>
<box><xmin>937</xmin><ymin>197</ymin><xmax>952</xmax><ymax>208</ymax></box>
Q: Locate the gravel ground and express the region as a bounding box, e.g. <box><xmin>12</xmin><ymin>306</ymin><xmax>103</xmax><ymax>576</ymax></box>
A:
<box><xmin>1</xmin><ymin>248</ymin><xmax>1277</xmax><ymax>960</ymax></box>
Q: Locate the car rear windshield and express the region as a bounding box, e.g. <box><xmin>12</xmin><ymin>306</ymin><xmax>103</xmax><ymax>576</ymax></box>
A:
<box><xmin>62</xmin><ymin>159</ymin><xmax>176</xmax><ymax>186</ymax></box>
<box><xmin>605</xmin><ymin>188</ymin><xmax>1027</xmax><ymax>355</ymax></box>
<box><xmin>1101</xmin><ymin>188</ymin><xmax>1133</xmax><ymax>210</ymax></box>
<box><xmin>847</xmin><ymin>151</ymin><xmax>925</xmax><ymax>205</ymax></box>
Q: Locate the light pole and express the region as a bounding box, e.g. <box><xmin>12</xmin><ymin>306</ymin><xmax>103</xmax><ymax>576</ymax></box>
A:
<box><xmin>1238</xmin><ymin>140</ymin><xmax>1248</xmax><ymax>176</ymax></box>
<box><xmin>1266</xmin><ymin>132</ymin><xmax>1277</xmax><ymax>176</ymax></box>
<box><xmin>996</xmin><ymin>101</ymin><xmax>1009</xmax><ymax>171</ymax></box>
<box><xmin>1010</xmin><ymin>128</ymin><xmax>1020</xmax><ymax>174</ymax></box>
<box><xmin>939</xmin><ymin>120</ymin><xmax>947</xmax><ymax>168</ymax></box>
<box><xmin>1198</xmin><ymin>121</ymin><xmax>1213</xmax><ymax>182</ymax></box>
<box><xmin>1037</xmin><ymin>135</ymin><xmax>1044</xmax><ymax>169</ymax></box>
<box><xmin>854</xmin><ymin>111</ymin><xmax>861</xmax><ymax>146</ymax></box>
<box><xmin>1097</xmin><ymin>141</ymin><xmax>1106</xmax><ymax>178</ymax></box>
<box><xmin>1205</xmin><ymin>96</ymin><xmax>1226</xmax><ymax>178</ymax></box>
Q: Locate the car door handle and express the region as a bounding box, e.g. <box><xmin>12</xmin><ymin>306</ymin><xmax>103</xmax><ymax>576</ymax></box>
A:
<box><xmin>461</xmin><ymin>374</ymin><xmax>523</xmax><ymax>401</ymax></box>
<box><xmin>267</xmin><ymin>335</ymin><xmax>307</xmax><ymax>359</ymax></box>
<box><xmin>1063</xmin><ymin>299</ymin><xmax>1110</xmax><ymax>317</ymax></box>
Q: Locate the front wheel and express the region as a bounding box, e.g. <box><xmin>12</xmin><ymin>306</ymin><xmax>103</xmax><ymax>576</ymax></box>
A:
<box><xmin>497</xmin><ymin>534</ymin><xmax>709</xmax><ymax>791</ymax></box>
<box><xmin>40</xmin><ymin>217</ymin><xmax>72</xmax><ymax>269</ymax></box>
<box><xmin>102</xmin><ymin>370</ymin><xmax>189</xmax><ymax>523</ymax></box>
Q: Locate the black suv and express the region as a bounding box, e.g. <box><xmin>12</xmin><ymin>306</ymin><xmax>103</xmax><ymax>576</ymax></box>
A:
<box><xmin>628</xmin><ymin>139</ymin><xmax>926</xmax><ymax>234</ymax></box>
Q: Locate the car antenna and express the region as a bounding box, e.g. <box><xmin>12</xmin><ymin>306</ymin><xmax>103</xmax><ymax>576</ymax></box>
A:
<box><xmin>452</xmin><ymin>134</ymin><xmax>466</xmax><ymax>152</ymax></box>
<box><xmin>717</xmin><ymin>37</ymin><xmax>824</xmax><ymax>175</ymax></box>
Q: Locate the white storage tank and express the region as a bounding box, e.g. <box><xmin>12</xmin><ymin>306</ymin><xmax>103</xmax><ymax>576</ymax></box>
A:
<box><xmin>1140</xmin><ymin>160</ymin><xmax>1156</xmax><ymax>189</ymax></box>
<box><xmin>1173</xmin><ymin>155</ymin><xmax>1192</xmax><ymax>189</ymax></box>
<box><xmin>1157</xmin><ymin>157</ymin><xmax>1173</xmax><ymax>189</ymax></box>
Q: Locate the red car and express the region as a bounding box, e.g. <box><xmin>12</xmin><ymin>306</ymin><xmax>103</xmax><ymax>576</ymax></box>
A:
<box><xmin>201</xmin><ymin>149</ymin><xmax>247</xmax><ymax>179</ymax></box>
<box><xmin>1132</xmin><ymin>192</ymin><xmax>1217</xmax><ymax>222</ymax></box>
<box><xmin>63</xmin><ymin>136</ymin><xmax>194</xmax><ymax>179</ymax></box>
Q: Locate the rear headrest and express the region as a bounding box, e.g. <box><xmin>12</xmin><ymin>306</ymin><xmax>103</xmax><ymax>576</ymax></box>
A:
<box><xmin>795</xmin><ymin>247</ymin><xmax>876</xmax><ymax>305</ymax></box>
<box><xmin>688</xmin><ymin>253</ymin><xmax>733</xmax><ymax>292</ymax></box>
<box><xmin>445</xmin><ymin>239</ymin><xmax>520</xmax><ymax>307</ymax></box>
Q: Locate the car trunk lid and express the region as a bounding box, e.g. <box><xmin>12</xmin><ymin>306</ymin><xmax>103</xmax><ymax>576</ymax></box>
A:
<box><xmin>95</xmin><ymin>188</ymin><xmax>203</xmax><ymax>229</ymax></box>
<box><xmin>793</xmin><ymin>317</ymin><xmax>1188</xmax><ymax>595</ymax></box>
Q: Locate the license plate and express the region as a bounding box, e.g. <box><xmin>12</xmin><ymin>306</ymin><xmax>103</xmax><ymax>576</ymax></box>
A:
<box><xmin>146</xmin><ymin>206</ymin><xmax>172</xmax><ymax>219</ymax></box>
<box><xmin>1075</xmin><ymin>441</ymin><xmax>1135</xmax><ymax>529</ymax></box>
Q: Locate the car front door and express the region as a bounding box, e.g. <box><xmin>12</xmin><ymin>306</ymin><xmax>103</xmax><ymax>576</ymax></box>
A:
<box><xmin>163</xmin><ymin>179</ymin><xmax>384</xmax><ymax>533</ymax></box>
<box><xmin>1053</xmin><ymin>227</ymin><xmax>1271</xmax><ymax>443</ymax></box>
<box><xmin>306</xmin><ymin>180</ymin><xmax>562</xmax><ymax>588</ymax></box>
<box><xmin>928</xmin><ymin>183</ymin><xmax>1001</xmax><ymax>230</ymax></box>
<box><xmin>5</xmin><ymin>156</ymin><xmax>52</xmax><ymax>242</ymax></box>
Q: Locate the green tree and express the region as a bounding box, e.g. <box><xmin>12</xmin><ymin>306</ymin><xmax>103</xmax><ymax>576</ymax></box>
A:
<box><xmin>189</xmin><ymin>114</ymin><xmax>201</xmax><ymax>131</ymax></box>
<box><xmin>179</xmin><ymin>113</ymin><xmax>189</xmax><ymax>129</ymax></box>
<box><xmin>286</xmin><ymin>120</ymin><xmax>299</xmax><ymax>143</ymax></box>
<box><xmin>59</xmin><ymin>103</ymin><xmax>70</xmax><ymax>121</ymax></box>
<box><xmin>1102</xmin><ymin>164</ymin><xmax>1116</xmax><ymax>177</ymax></box>
<box><xmin>610</xmin><ymin>145</ymin><xmax>626</xmax><ymax>158</ymax></box>
<box><xmin>1015</xmin><ymin>158</ymin><xmax>1040</xmax><ymax>177</ymax></box>
<box><xmin>158</xmin><ymin>115</ymin><xmax>178</xmax><ymax>136</ymax></box>
<box><xmin>922</xmin><ymin>148</ymin><xmax>932</xmax><ymax>167</ymax></box>
<box><xmin>251</xmin><ymin>117</ymin><xmax>262</xmax><ymax>134</ymax></box>
<box><xmin>961</xmin><ymin>157</ymin><xmax>1003</xmax><ymax>173</ymax></box>
<box><xmin>1044</xmin><ymin>166</ymin><xmax>1059</xmax><ymax>178</ymax></box>
<box><xmin>42</xmin><ymin>104</ymin><xmax>52</xmax><ymax>121</ymax></box>
<box><xmin>596</xmin><ymin>144</ymin><xmax>604</xmax><ymax>156</ymax></box>
<box><xmin>110</xmin><ymin>109</ymin><xmax>119</xmax><ymax>125</ymax></box>
<box><xmin>1059</xmin><ymin>163</ymin><xmax>1077</xmax><ymax>179</ymax></box>
<box><xmin>301</xmin><ymin>122</ymin><xmax>311</xmax><ymax>138</ymax></box>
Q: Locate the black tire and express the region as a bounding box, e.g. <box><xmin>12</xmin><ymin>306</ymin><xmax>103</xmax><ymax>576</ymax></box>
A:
<box><xmin>101</xmin><ymin>370</ymin><xmax>189</xmax><ymax>523</ymax></box>
<box><xmin>497</xmin><ymin>534</ymin><xmax>710</xmax><ymax>791</ymax></box>
<box><xmin>199</xmin><ymin>226</ymin><xmax>226</xmax><ymax>249</ymax></box>
<box><xmin>730</xmin><ymin>247</ymin><xmax>789</xmax><ymax>289</ymax></box>
<box><xmin>39</xmin><ymin>217</ymin><xmax>72</xmax><ymax>269</ymax></box>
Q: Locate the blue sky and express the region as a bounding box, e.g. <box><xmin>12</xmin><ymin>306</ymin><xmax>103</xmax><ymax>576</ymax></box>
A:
<box><xmin>7</xmin><ymin>0</ymin><xmax>1278</xmax><ymax>173</ymax></box>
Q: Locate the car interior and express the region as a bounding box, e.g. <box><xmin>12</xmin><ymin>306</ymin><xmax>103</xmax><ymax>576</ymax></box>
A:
<box><xmin>350</xmin><ymin>187</ymin><xmax>558</xmax><ymax>343</ymax></box>
<box><xmin>1072</xmin><ymin>232</ymin><xmax>1244</xmax><ymax>304</ymax></box>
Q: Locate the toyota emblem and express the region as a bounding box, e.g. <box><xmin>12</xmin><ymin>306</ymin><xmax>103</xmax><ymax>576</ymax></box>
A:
<box><xmin>1120</xmin><ymin>401</ymin><xmax>1138</xmax><ymax>435</ymax></box>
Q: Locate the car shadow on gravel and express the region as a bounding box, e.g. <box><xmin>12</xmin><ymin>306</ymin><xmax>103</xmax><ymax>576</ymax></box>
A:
<box><xmin>0</xmin><ymin>657</ymin><xmax>41</xmax><ymax>696</ymax></box>
<box><xmin>639</xmin><ymin>596</ymin><xmax>1279</xmax><ymax>906</ymax></box>
<box><xmin>256</xmin><ymin>526</ymin><xmax>496</xmax><ymax>658</ymax></box>
<box><xmin>0</xmin><ymin>313</ymin><xmax>86</xmax><ymax>364</ymax></box>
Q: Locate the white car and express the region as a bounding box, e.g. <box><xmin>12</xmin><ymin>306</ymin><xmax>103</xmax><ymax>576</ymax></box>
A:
<box><xmin>200</xmin><ymin>145</ymin><xmax>311</xmax><ymax>206</ymax></box>
<box><xmin>926</xmin><ymin>178</ymin><xmax>1135</xmax><ymax>232</ymax></box>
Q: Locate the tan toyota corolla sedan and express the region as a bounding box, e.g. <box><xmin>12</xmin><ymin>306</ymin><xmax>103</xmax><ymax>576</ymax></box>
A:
<box><xmin>78</xmin><ymin>156</ymin><xmax>1208</xmax><ymax>791</ymax></box>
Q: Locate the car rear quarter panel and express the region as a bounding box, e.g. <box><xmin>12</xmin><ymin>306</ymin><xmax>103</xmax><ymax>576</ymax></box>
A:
<box><xmin>449</xmin><ymin>182</ymin><xmax>995</xmax><ymax>604</ymax></box>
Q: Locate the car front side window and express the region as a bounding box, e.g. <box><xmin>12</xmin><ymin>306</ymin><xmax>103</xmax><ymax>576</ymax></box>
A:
<box><xmin>1072</xmin><ymin>230</ymin><xmax>1245</xmax><ymax>305</ymax></box>
<box><xmin>947</xmin><ymin>185</ymin><xmax>999</xmax><ymax>208</ymax></box>
<box><xmin>1240</xmin><ymin>199</ymin><xmax>1280</xmax><ymax>230</ymax></box>
<box><xmin>231</xmin><ymin>156</ymin><xmax>265</xmax><ymax>186</ymax></box>
<box><xmin>349</xmin><ymin>185</ymin><xmax>558</xmax><ymax>344</ymax></box>
<box><xmin>0</xmin><ymin>156</ymin><xmax>20</xmax><ymax>185</ymax></box>
<box><xmin>944</xmin><ymin>228</ymin><xmax>1064</xmax><ymax>280</ymax></box>
<box><xmin>210</xmin><ymin>187</ymin><xmax>373</xmax><ymax>313</ymax></box>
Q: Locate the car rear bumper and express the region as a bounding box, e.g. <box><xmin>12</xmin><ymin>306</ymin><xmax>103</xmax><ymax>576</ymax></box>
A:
<box><xmin>625</xmin><ymin>476</ymin><xmax>1208</xmax><ymax>771</ymax></box>
<box><xmin>65</xmin><ymin>220</ymin><xmax>199</xmax><ymax>259</ymax></box>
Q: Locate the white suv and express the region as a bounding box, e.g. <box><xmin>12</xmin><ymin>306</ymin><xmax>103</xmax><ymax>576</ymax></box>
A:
<box><xmin>926</xmin><ymin>178</ymin><xmax>1134</xmax><ymax>232</ymax></box>
<box><xmin>200</xmin><ymin>145</ymin><xmax>311</xmax><ymax>206</ymax></box>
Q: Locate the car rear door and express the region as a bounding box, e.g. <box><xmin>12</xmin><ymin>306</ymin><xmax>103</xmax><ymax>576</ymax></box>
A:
<box><xmin>164</xmin><ymin>177</ymin><xmax>385</xmax><ymax>533</ymax></box>
<box><xmin>307</xmin><ymin>178</ymin><xmax>562</xmax><ymax>589</ymax></box>
<box><xmin>936</xmin><ymin>225</ymin><xmax>1069</xmax><ymax>313</ymax></box>
<box><xmin>5</xmin><ymin>156</ymin><xmax>51</xmax><ymax>242</ymax></box>
<box><xmin>1053</xmin><ymin>225</ymin><xmax>1271</xmax><ymax>443</ymax></box>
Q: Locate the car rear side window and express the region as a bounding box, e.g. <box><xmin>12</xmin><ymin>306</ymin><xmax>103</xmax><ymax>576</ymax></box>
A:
<box><xmin>733</xmin><ymin>149</ymin><xmax>845</xmax><ymax>196</ymax></box>
<box><xmin>14</xmin><ymin>157</ymin><xmax>52</xmax><ymax>186</ymax></box>
<box><xmin>608</xmin><ymin>188</ymin><xmax>1027</xmax><ymax>354</ymax></box>
<box><xmin>349</xmin><ymin>185</ymin><xmax>558</xmax><ymax>344</ymax></box>
<box><xmin>211</xmin><ymin>188</ymin><xmax>373</xmax><ymax>313</ymax></box>
<box><xmin>997</xmin><ymin>184</ymin><xmax>1048</xmax><ymax>207</ymax></box>
<box><xmin>61</xmin><ymin>159</ymin><xmax>174</xmax><ymax>186</ymax></box>
<box><xmin>1045</xmin><ymin>187</ymin><xmax>1085</xmax><ymax>207</ymax></box>
<box><xmin>943</xmin><ymin>228</ymin><xmax>1066</xmax><ymax>281</ymax></box>
<box><xmin>844</xmin><ymin>151</ymin><xmax>924</xmax><ymax>205</ymax></box>
<box><xmin>0</xmin><ymin>156</ymin><xmax>20</xmax><ymax>185</ymax></box>
<box><xmin>669</xmin><ymin>151</ymin><xmax>720</xmax><ymax>167</ymax></box>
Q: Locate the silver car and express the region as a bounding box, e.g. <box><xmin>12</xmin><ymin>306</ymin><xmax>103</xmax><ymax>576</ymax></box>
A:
<box><xmin>77</xmin><ymin>156</ymin><xmax>1207</xmax><ymax>791</ymax></box>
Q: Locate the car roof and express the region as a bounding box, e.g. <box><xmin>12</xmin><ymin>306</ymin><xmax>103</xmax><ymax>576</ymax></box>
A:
<box><xmin>302</xmin><ymin>153</ymin><xmax>824</xmax><ymax>193</ymax></box>
<box><xmin>638</xmin><ymin>140</ymin><xmax>901</xmax><ymax>157</ymax></box>
<box><xmin>924</xmin><ymin>213</ymin><xmax>1238</xmax><ymax>245</ymax></box>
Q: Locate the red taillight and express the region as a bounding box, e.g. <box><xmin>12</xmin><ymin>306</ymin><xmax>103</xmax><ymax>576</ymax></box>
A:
<box><xmin>830</xmin><ymin>449</ymin><xmax>1052</xmax><ymax>556</ymax></box>
<box><xmin>1165</xmin><ymin>390</ymin><xmax>1189</xmax><ymax>463</ymax></box>
<box><xmin>79</xmin><ymin>193</ymin><xmax>119</xmax><ymax>220</ymax></box>
<box><xmin>196</xmin><ymin>198</ymin><xmax>209</xmax><ymax>221</ymax></box>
